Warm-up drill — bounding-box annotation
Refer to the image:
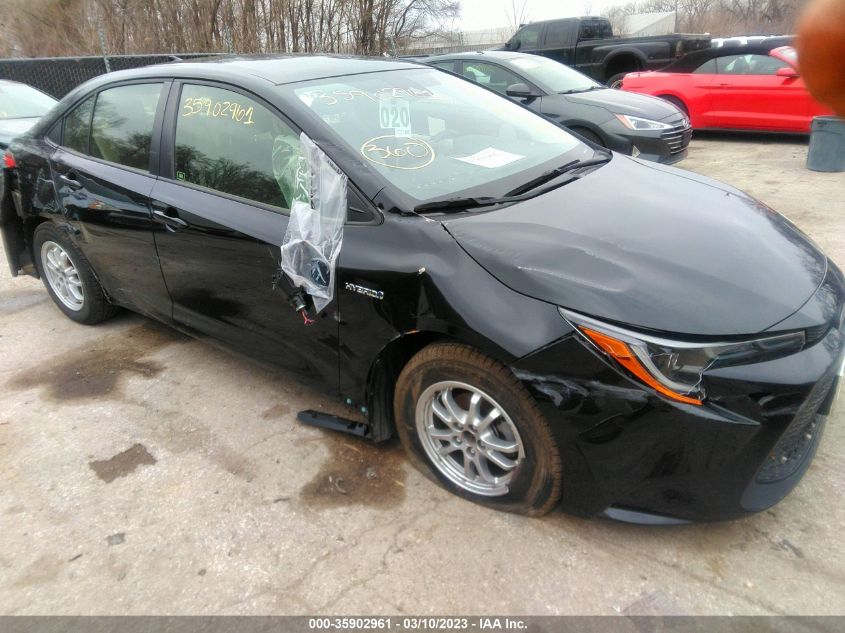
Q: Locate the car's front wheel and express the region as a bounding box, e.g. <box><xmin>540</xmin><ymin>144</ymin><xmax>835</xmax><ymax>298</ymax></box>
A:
<box><xmin>394</xmin><ymin>342</ymin><xmax>562</xmax><ymax>516</ymax></box>
<box><xmin>33</xmin><ymin>223</ymin><xmax>118</xmax><ymax>325</ymax></box>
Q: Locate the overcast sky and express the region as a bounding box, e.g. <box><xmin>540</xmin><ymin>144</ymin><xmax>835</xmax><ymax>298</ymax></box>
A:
<box><xmin>457</xmin><ymin>0</ymin><xmax>619</xmax><ymax>31</ymax></box>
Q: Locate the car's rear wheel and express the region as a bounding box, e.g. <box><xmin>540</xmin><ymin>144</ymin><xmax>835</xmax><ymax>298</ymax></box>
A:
<box><xmin>394</xmin><ymin>342</ymin><xmax>562</xmax><ymax>516</ymax></box>
<box><xmin>34</xmin><ymin>223</ymin><xmax>118</xmax><ymax>325</ymax></box>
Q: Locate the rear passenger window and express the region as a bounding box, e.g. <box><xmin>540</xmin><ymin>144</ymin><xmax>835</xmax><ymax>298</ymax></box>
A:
<box><xmin>63</xmin><ymin>95</ymin><xmax>95</xmax><ymax>154</ymax></box>
<box><xmin>174</xmin><ymin>84</ymin><xmax>299</xmax><ymax>210</ymax></box>
<box><xmin>90</xmin><ymin>83</ymin><xmax>162</xmax><ymax>171</ymax></box>
<box><xmin>431</xmin><ymin>61</ymin><xmax>456</xmax><ymax>73</ymax></box>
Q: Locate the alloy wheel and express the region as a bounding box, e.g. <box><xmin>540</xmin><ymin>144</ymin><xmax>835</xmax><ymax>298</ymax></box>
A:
<box><xmin>415</xmin><ymin>381</ymin><xmax>525</xmax><ymax>496</ymax></box>
<box><xmin>41</xmin><ymin>241</ymin><xmax>84</xmax><ymax>311</ymax></box>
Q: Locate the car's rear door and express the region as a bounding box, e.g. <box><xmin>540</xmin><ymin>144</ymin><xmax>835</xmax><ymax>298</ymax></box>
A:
<box><xmin>150</xmin><ymin>80</ymin><xmax>339</xmax><ymax>388</ymax></box>
<box><xmin>48</xmin><ymin>81</ymin><xmax>173</xmax><ymax>321</ymax></box>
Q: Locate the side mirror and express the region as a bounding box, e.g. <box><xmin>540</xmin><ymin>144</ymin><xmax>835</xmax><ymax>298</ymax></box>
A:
<box><xmin>776</xmin><ymin>66</ymin><xmax>799</xmax><ymax>78</ymax></box>
<box><xmin>506</xmin><ymin>82</ymin><xmax>538</xmax><ymax>98</ymax></box>
<box><xmin>511</xmin><ymin>38</ymin><xmax>521</xmax><ymax>51</ymax></box>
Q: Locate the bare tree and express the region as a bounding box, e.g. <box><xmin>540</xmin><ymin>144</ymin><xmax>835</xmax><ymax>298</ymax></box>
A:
<box><xmin>504</xmin><ymin>0</ymin><xmax>530</xmax><ymax>34</ymax></box>
<box><xmin>1</xmin><ymin>0</ymin><xmax>461</xmax><ymax>57</ymax></box>
<box><xmin>601</xmin><ymin>0</ymin><xmax>808</xmax><ymax>36</ymax></box>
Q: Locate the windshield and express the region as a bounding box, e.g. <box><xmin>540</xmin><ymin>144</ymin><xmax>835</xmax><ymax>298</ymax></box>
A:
<box><xmin>0</xmin><ymin>83</ymin><xmax>56</xmax><ymax>119</ymax></box>
<box><xmin>509</xmin><ymin>56</ymin><xmax>600</xmax><ymax>93</ymax></box>
<box><xmin>286</xmin><ymin>68</ymin><xmax>588</xmax><ymax>202</ymax></box>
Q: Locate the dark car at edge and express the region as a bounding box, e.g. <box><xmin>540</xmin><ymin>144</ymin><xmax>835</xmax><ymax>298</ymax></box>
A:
<box><xmin>425</xmin><ymin>51</ymin><xmax>692</xmax><ymax>164</ymax></box>
<box><xmin>2</xmin><ymin>55</ymin><xmax>843</xmax><ymax>524</ymax></box>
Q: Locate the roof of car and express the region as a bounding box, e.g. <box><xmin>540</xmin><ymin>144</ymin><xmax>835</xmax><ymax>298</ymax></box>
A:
<box><xmin>91</xmin><ymin>54</ymin><xmax>423</xmax><ymax>87</ymax></box>
<box><xmin>662</xmin><ymin>43</ymin><xmax>792</xmax><ymax>73</ymax></box>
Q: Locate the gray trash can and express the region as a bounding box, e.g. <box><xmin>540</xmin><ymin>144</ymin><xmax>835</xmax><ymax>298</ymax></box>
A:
<box><xmin>807</xmin><ymin>116</ymin><xmax>845</xmax><ymax>172</ymax></box>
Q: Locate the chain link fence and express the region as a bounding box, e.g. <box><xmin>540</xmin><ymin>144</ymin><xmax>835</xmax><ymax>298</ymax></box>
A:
<box><xmin>0</xmin><ymin>54</ymin><xmax>223</xmax><ymax>99</ymax></box>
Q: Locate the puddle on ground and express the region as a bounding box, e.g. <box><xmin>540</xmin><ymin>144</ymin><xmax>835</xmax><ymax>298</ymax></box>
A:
<box><xmin>89</xmin><ymin>443</ymin><xmax>156</xmax><ymax>483</ymax></box>
<box><xmin>8</xmin><ymin>321</ymin><xmax>186</xmax><ymax>401</ymax></box>
<box><xmin>299</xmin><ymin>433</ymin><xmax>407</xmax><ymax>510</ymax></box>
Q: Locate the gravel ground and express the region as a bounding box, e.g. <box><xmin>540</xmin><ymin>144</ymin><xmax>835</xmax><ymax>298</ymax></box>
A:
<box><xmin>0</xmin><ymin>133</ymin><xmax>844</xmax><ymax>615</ymax></box>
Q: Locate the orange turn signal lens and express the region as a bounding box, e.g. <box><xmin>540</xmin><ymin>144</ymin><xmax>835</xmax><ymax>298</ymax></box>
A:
<box><xmin>580</xmin><ymin>327</ymin><xmax>703</xmax><ymax>406</ymax></box>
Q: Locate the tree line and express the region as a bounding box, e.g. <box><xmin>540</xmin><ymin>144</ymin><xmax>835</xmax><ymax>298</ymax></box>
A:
<box><xmin>0</xmin><ymin>0</ymin><xmax>460</xmax><ymax>58</ymax></box>
<box><xmin>603</xmin><ymin>0</ymin><xmax>810</xmax><ymax>36</ymax></box>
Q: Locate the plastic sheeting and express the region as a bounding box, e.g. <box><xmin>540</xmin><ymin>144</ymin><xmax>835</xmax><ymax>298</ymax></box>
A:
<box><xmin>276</xmin><ymin>132</ymin><xmax>348</xmax><ymax>314</ymax></box>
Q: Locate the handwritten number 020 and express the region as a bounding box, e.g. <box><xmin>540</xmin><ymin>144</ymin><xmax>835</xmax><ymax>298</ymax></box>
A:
<box><xmin>380</xmin><ymin>106</ymin><xmax>409</xmax><ymax>129</ymax></box>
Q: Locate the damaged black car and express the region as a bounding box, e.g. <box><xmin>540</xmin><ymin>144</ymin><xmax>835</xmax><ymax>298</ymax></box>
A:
<box><xmin>2</xmin><ymin>56</ymin><xmax>843</xmax><ymax>523</ymax></box>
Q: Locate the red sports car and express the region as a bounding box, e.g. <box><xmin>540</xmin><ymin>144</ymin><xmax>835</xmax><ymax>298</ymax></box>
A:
<box><xmin>620</xmin><ymin>45</ymin><xmax>833</xmax><ymax>133</ymax></box>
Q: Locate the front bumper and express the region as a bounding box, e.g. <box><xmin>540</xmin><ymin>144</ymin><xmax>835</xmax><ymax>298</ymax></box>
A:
<box><xmin>604</xmin><ymin>115</ymin><xmax>692</xmax><ymax>165</ymax></box>
<box><xmin>513</xmin><ymin>297</ymin><xmax>845</xmax><ymax>523</ymax></box>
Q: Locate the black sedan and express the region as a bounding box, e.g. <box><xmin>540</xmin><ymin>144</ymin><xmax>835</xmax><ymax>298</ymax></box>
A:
<box><xmin>425</xmin><ymin>51</ymin><xmax>692</xmax><ymax>164</ymax></box>
<box><xmin>2</xmin><ymin>55</ymin><xmax>843</xmax><ymax>523</ymax></box>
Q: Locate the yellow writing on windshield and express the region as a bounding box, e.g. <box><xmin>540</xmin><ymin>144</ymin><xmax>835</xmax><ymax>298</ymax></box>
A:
<box><xmin>305</xmin><ymin>87</ymin><xmax>437</xmax><ymax>107</ymax></box>
<box><xmin>361</xmin><ymin>135</ymin><xmax>435</xmax><ymax>170</ymax></box>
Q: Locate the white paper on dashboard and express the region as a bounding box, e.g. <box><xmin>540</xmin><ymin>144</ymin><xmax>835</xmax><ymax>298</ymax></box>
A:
<box><xmin>455</xmin><ymin>147</ymin><xmax>525</xmax><ymax>169</ymax></box>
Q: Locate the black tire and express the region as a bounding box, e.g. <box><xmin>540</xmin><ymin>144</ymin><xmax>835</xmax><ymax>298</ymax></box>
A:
<box><xmin>606</xmin><ymin>72</ymin><xmax>630</xmax><ymax>89</ymax></box>
<box><xmin>394</xmin><ymin>342</ymin><xmax>562</xmax><ymax>516</ymax></box>
<box><xmin>33</xmin><ymin>223</ymin><xmax>118</xmax><ymax>325</ymax></box>
<box><xmin>659</xmin><ymin>95</ymin><xmax>690</xmax><ymax>117</ymax></box>
<box><xmin>570</xmin><ymin>126</ymin><xmax>606</xmax><ymax>147</ymax></box>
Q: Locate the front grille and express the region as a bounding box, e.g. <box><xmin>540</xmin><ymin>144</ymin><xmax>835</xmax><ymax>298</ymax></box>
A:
<box><xmin>756</xmin><ymin>373</ymin><xmax>836</xmax><ymax>483</ymax></box>
<box><xmin>661</xmin><ymin>122</ymin><xmax>693</xmax><ymax>155</ymax></box>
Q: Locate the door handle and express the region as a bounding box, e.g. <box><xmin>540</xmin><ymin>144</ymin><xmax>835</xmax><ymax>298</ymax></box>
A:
<box><xmin>58</xmin><ymin>172</ymin><xmax>82</xmax><ymax>190</ymax></box>
<box><xmin>153</xmin><ymin>207</ymin><xmax>189</xmax><ymax>231</ymax></box>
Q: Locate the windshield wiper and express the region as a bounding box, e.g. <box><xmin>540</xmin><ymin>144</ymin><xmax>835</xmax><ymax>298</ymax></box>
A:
<box><xmin>505</xmin><ymin>154</ymin><xmax>611</xmax><ymax>197</ymax></box>
<box><xmin>413</xmin><ymin>153</ymin><xmax>611</xmax><ymax>215</ymax></box>
<box><xmin>412</xmin><ymin>196</ymin><xmax>501</xmax><ymax>214</ymax></box>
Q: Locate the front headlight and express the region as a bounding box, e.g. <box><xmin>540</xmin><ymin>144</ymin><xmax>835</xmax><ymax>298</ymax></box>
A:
<box><xmin>615</xmin><ymin>114</ymin><xmax>673</xmax><ymax>131</ymax></box>
<box><xmin>560</xmin><ymin>309</ymin><xmax>806</xmax><ymax>405</ymax></box>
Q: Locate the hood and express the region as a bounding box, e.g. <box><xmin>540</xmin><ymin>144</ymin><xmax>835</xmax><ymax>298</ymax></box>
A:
<box><xmin>559</xmin><ymin>88</ymin><xmax>682</xmax><ymax>121</ymax></box>
<box><xmin>0</xmin><ymin>117</ymin><xmax>40</xmax><ymax>147</ymax></box>
<box><xmin>443</xmin><ymin>156</ymin><xmax>827</xmax><ymax>336</ymax></box>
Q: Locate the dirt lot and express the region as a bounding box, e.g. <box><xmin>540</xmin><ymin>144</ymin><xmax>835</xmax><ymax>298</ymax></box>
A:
<box><xmin>1</xmin><ymin>134</ymin><xmax>844</xmax><ymax>616</ymax></box>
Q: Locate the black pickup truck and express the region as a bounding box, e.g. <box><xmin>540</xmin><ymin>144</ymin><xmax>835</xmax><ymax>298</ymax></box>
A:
<box><xmin>500</xmin><ymin>16</ymin><xmax>711</xmax><ymax>87</ymax></box>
